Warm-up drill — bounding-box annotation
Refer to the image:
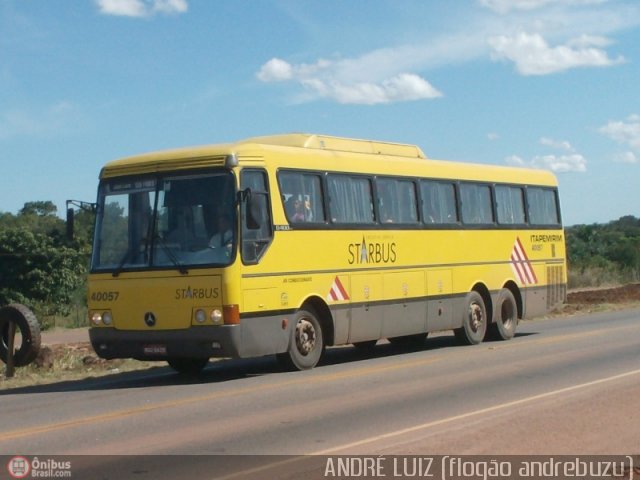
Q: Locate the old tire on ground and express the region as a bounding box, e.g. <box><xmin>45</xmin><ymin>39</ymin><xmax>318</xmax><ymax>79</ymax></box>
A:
<box><xmin>454</xmin><ymin>291</ymin><xmax>487</xmax><ymax>345</ymax></box>
<box><xmin>167</xmin><ymin>357</ymin><xmax>209</xmax><ymax>374</ymax></box>
<box><xmin>487</xmin><ymin>288</ymin><xmax>518</xmax><ymax>341</ymax></box>
<box><xmin>277</xmin><ymin>308</ymin><xmax>324</xmax><ymax>371</ymax></box>
<box><xmin>0</xmin><ymin>303</ymin><xmax>41</xmax><ymax>367</ymax></box>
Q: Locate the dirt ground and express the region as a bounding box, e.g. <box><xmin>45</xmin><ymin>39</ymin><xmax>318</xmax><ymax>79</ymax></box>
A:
<box><xmin>566</xmin><ymin>282</ymin><xmax>640</xmax><ymax>304</ymax></box>
<box><xmin>2</xmin><ymin>283</ymin><xmax>640</xmax><ymax>387</ymax></box>
<box><xmin>563</xmin><ymin>282</ymin><xmax>640</xmax><ymax>316</ymax></box>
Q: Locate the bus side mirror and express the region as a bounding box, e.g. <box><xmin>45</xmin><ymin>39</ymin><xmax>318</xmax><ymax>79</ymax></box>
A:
<box><xmin>242</xmin><ymin>188</ymin><xmax>262</xmax><ymax>230</ymax></box>
<box><xmin>66</xmin><ymin>208</ymin><xmax>75</xmax><ymax>241</ymax></box>
<box><xmin>65</xmin><ymin>199</ymin><xmax>97</xmax><ymax>242</ymax></box>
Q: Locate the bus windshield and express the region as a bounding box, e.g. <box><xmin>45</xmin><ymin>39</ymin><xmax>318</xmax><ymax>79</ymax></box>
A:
<box><xmin>91</xmin><ymin>171</ymin><xmax>236</xmax><ymax>273</ymax></box>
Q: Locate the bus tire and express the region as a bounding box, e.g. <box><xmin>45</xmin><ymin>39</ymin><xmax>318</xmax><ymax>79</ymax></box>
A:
<box><xmin>167</xmin><ymin>357</ymin><xmax>209</xmax><ymax>374</ymax></box>
<box><xmin>454</xmin><ymin>291</ymin><xmax>487</xmax><ymax>345</ymax></box>
<box><xmin>278</xmin><ymin>308</ymin><xmax>324</xmax><ymax>371</ymax></box>
<box><xmin>0</xmin><ymin>303</ymin><xmax>41</xmax><ymax>367</ymax></box>
<box><xmin>487</xmin><ymin>288</ymin><xmax>518</xmax><ymax>341</ymax></box>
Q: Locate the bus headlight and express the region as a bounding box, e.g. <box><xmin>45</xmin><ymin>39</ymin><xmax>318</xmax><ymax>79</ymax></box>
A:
<box><xmin>195</xmin><ymin>309</ymin><xmax>207</xmax><ymax>323</ymax></box>
<box><xmin>102</xmin><ymin>311</ymin><xmax>113</xmax><ymax>325</ymax></box>
<box><xmin>91</xmin><ymin>312</ymin><xmax>102</xmax><ymax>326</ymax></box>
<box><xmin>91</xmin><ymin>311</ymin><xmax>113</xmax><ymax>326</ymax></box>
<box><xmin>211</xmin><ymin>309</ymin><xmax>223</xmax><ymax>324</ymax></box>
<box><xmin>192</xmin><ymin>308</ymin><xmax>222</xmax><ymax>325</ymax></box>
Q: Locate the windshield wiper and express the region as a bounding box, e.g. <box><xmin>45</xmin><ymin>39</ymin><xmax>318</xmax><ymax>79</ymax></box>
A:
<box><xmin>153</xmin><ymin>233</ymin><xmax>188</xmax><ymax>275</ymax></box>
<box><xmin>112</xmin><ymin>249</ymin><xmax>132</xmax><ymax>277</ymax></box>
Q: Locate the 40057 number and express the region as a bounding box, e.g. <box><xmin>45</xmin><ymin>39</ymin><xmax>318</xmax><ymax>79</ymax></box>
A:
<box><xmin>91</xmin><ymin>291</ymin><xmax>120</xmax><ymax>302</ymax></box>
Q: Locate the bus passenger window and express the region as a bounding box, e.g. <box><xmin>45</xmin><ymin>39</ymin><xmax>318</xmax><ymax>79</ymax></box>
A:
<box><xmin>527</xmin><ymin>187</ymin><xmax>560</xmax><ymax>225</ymax></box>
<box><xmin>420</xmin><ymin>180</ymin><xmax>458</xmax><ymax>224</ymax></box>
<box><xmin>328</xmin><ymin>174</ymin><xmax>374</xmax><ymax>224</ymax></box>
<box><xmin>460</xmin><ymin>183</ymin><xmax>494</xmax><ymax>225</ymax></box>
<box><xmin>376</xmin><ymin>178</ymin><xmax>418</xmax><ymax>224</ymax></box>
<box><xmin>496</xmin><ymin>185</ymin><xmax>525</xmax><ymax>225</ymax></box>
<box><xmin>278</xmin><ymin>171</ymin><xmax>325</xmax><ymax>224</ymax></box>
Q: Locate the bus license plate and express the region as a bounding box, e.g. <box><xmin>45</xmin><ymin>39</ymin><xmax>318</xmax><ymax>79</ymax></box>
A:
<box><xmin>143</xmin><ymin>344</ymin><xmax>167</xmax><ymax>355</ymax></box>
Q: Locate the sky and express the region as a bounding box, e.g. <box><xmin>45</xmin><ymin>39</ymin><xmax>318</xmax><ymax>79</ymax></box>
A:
<box><xmin>1</xmin><ymin>0</ymin><xmax>639</xmax><ymax>226</ymax></box>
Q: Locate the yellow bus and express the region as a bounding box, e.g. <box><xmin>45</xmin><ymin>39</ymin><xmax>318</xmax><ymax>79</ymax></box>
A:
<box><xmin>88</xmin><ymin>134</ymin><xmax>567</xmax><ymax>373</ymax></box>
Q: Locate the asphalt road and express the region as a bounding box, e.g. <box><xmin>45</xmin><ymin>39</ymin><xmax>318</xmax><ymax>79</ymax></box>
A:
<box><xmin>1</xmin><ymin>308</ymin><xmax>639</xmax><ymax>478</ymax></box>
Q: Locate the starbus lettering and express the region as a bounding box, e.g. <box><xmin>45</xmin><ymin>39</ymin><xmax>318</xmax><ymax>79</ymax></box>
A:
<box><xmin>348</xmin><ymin>236</ymin><xmax>397</xmax><ymax>265</ymax></box>
<box><xmin>175</xmin><ymin>287</ymin><xmax>220</xmax><ymax>300</ymax></box>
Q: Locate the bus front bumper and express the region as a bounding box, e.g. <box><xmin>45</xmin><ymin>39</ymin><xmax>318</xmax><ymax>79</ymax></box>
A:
<box><xmin>89</xmin><ymin>325</ymin><xmax>243</xmax><ymax>361</ymax></box>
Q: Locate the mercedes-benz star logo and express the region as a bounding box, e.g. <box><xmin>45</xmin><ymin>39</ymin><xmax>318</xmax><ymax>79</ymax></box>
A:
<box><xmin>144</xmin><ymin>312</ymin><xmax>156</xmax><ymax>327</ymax></box>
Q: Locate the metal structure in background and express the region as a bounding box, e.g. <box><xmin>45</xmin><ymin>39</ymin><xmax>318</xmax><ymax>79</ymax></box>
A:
<box><xmin>65</xmin><ymin>199</ymin><xmax>97</xmax><ymax>241</ymax></box>
<box><xmin>0</xmin><ymin>304</ymin><xmax>41</xmax><ymax>378</ymax></box>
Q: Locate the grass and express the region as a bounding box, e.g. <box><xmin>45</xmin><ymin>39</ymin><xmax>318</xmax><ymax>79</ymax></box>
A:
<box><xmin>1</xmin><ymin>343</ymin><xmax>159</xmax><ymax>389</ymax></box>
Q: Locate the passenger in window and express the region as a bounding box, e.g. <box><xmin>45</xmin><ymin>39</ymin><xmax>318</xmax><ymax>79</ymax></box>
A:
<box><xmin>290</xmin><ymin>199</ymin><xmax>307</xmax><ymax>222</ymax></box>
<box><xmin>284</xmin><ymin>195</ymin><xmax>296</xmax><ymax>219</ymax></box>
<box><xmin>303</xmin><ymin>198</ymin><xmax>313</xmax><ymax>221</ymax></box>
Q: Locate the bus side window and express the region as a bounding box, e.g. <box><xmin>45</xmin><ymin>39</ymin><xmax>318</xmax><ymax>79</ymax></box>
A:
<box><xmin>278</xmin><ymin>171</ymin><xmax>325</xmax><ymax>224</ymax></box>
<box><xmin>376</xmin><ymin>177</ymin><xmax>418</xmax><ymax>224</ymax></box>
<box><xmin>328</xmin><ymin>174</ymin><xmax>375</xmax><ymax>224</ymax></box>
<box><xmin>496</xmin><ymin>185</ymin><xmax>526</xmax><ymax>225</ymax></box>
<box><xmin>460</xmin><ymin>183</ymin><xmax>494</xmax><ymax>225</ymax></box>
<box><xmin>527</xmin><ymin>187</ymin><xmax>560</xmax><ymax>225</ymax></box>
<box><xmin>420</xmin><ymin>180</ymin><xmax>458</xmax><ymax>224</ymax></box>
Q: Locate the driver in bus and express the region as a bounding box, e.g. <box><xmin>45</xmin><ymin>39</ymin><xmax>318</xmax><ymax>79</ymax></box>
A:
<box><xmin>208</xmin><ymin>215</ymin><xmax>233</xmax><ymax>249</ymax></box>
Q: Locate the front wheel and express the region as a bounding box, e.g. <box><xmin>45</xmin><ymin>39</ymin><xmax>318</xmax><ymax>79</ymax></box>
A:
<box><xmin>454</xmin><ymin>291</ymin><xmax>487</xmax><ymax>345</ymax></box>
<box><xmin>277</xmin><ymin>308</ymin><xmax>324</xmax><ymax>371</ymax></box>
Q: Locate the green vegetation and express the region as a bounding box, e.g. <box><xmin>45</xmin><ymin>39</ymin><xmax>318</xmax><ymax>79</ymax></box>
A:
<box><xmin>0</xmin><ymin>200</ymin><xmax>638</xmax><ymax>328</ymax></box>
<box><xmin>0</xmin><ymin>201</ymin><xmax>94</xmax><ymax>328</ymax></box>
<box><xmin>566</xmin><ymin>215</ymin><xmax>640</xmax><ymax>288</ymax></box>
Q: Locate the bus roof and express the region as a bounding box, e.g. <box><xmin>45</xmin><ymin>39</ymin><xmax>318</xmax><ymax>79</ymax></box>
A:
<box><xmin>237</xmin><ymin>133</ymin><xmax>427</xmax><ymax>159</ymax></box>
<box><xmin>100</xmin><ymin>133</ymin><xmax>557</xmax><ymax>187</ymax></box>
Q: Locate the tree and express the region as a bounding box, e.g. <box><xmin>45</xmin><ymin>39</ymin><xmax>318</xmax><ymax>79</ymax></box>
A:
<box><xmin>565</xmin><ymin>215</ymin><xmax>640</xmax><ymax>285</ymax></box>
<box><xmin>0</xmin><ymin>201</ymin><xmax>93</xmax><ymax>318</ymax></box>
<box><xmin>1</xmin><ymin>201</ymin><xmax>66</xmax><ymax>240</ymax></box>
<box><xmin>0</xmin><ymin>227</ymin><xmax>86</xmax><ymax>316</ymax></box>
<box><xmin>19</xmin><ymin>201</ymin><xmax>58</xmax><ymax>217</ymax></box>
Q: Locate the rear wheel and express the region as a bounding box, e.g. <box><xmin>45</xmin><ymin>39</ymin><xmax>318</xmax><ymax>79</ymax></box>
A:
<box><xmin>277</xmin><ymin>308</ymin><xmax>324</xmax><ymax>371</ymax></box>
<box><xmin>167</xmin><ymin>357</ymin><xmax>209</xmax><ymax>374</ymax></box>
<box><xmin>454</xmin><ymin>291</ymin><xmax>487</xmax><ymax>345</ymax></box>
<box><xmin>487</xmin><ymin>288</ymin><xmax>518</xmax><ymax>340</ymax></box>
<box><xmin>0</xmin><ymin>304</ymin><xmax>41</xmax><ymax>367</ymax></box>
